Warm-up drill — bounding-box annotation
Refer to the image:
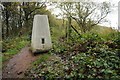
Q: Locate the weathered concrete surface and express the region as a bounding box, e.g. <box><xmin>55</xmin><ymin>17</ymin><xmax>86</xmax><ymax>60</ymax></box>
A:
<box><xmin>31</xmin><ymin>15</ymin><xmax>52</xmax><ymax>52</ymax></box>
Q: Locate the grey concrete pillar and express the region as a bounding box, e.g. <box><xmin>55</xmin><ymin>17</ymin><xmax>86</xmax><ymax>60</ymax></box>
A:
<box><xmin>31</xmin><ymin>15</ymin><xmax>52</xmax><ymax>53</ymax></box>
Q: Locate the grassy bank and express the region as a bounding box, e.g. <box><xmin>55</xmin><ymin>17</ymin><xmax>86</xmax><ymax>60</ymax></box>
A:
<box><xmin>2</xmin><ymin>35</ymin><xmax>30</xmax><ymax>62</ymax></box>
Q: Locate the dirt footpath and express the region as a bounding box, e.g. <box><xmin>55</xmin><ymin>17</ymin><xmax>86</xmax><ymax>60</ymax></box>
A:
<box><xmin>2</xmin><ymin>46</ymin><xmax>40</xmax><ymax>78</ymax></box>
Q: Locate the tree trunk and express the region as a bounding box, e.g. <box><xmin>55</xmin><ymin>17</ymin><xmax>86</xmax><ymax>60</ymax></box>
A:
<box><xmin>71</xmin><ymin>25</ymin><xmax>81</xmax><ymax>36</ymax></box>
<box><xmin>67</xmin><ymin>17</ymin><xmax>71</xmax><ymax>42</ymax></box>
<box><xmin>5</xmin><ymin>9</ymin><xmax>9</xmax><ymax>38</ymax></box>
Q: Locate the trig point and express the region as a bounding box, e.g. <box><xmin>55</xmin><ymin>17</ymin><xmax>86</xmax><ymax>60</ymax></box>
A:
<box><xmin>31</xmin><ymin>15</ymin><xmax>52</xmax><ymax>53</ymax></box>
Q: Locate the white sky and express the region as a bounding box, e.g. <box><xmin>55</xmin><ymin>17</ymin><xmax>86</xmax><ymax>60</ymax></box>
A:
<box><xmin>95</xmin><ymin>0</ymin><xmax>119</xmax><ymax>29</ymax></box>
<box><xmin>47</xmin><ymin>0</ymin><xmax>120</xmax><ymax>30</ymax></box>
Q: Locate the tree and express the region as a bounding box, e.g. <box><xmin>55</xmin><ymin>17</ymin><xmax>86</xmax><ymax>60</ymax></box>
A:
<box><xmin>57</xmin><ymin>2</ymin><xmax>74</xmax><ymax>41</ymax></box>
<box><xmin>1</xmin><ymin>2</ymin><xmax>48</xmax><ymax>39</ymax></box>
<box><xmin>14</xmin><ymin>2</ymin><xmax>47</xmax><ymax>35</ymax></box>
<box><xmin>2</xmin><ymin>2</ymin><xmax>14</xmax><ymax>38</ymax></box>
<box><xmin>72</xmin><ymin>1</ymin><xmax>110</xmax><ymax>33</ymax></box>
<box><xmin>2</xmin><ymin>2</ymin><xmax>60</xmax><ymax>39</ymax></box>
<box><xmin>57</xmin><ymin>1</ymin><xmax>110</xmax><ymax>33</ymax></box>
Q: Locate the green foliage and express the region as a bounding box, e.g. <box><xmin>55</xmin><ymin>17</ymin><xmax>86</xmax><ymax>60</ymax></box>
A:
<box><xmin>1</xmin><ymin>56</ymin><xmax>9</xmax><ymax>62</ymax></box>
<box><xmin>3</xmin><ymin>41</ymin><xmax>29</xmax><ymax>56</ymax></box>
<box><xmin>25</xmin><ymin>31</ymin><xmax>120</xmax><ymax>79</ymax></box>
<box><xmin>2</xmin><ymin>36</ymin><xmax>30</xmax><ymax>62</ymax></box>
<box><xmin>3</xmin><ymin>48</ymin><xmax>19</xmax><ymax>55</ymax></box>
<box><xmin>51</xmin><ymin>26</ymin><xmax>66</xmax><ymax>42</ymax></box>
<box><xmin>91</xmin><ymin>25</ymin><xmax>118</xmax><ymax>40</ymax></box>
<box><xmin>52</xmin><ymin>41</ymin><xmax>67</xmax><ymax>54</ymax></box>
<box><xmin>16</xmin><ymin>41</ymin><xmax>29</xmax><ymax>49</ymax></box>
<box><xmin>111</xmin><ymin>32</ymin><xmax>120</xmax><ymax>44</ymax></box>
<box><xmin>32</xmin><ymin>54</ymin><xmax>49</xmax><ymax>66</ymax></box>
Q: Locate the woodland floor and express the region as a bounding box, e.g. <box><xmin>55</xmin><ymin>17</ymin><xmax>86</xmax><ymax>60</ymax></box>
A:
<box><xmin>2</xmin><ymin>45</ymin><xmax>40</xmax><ymax>78</ymax></box>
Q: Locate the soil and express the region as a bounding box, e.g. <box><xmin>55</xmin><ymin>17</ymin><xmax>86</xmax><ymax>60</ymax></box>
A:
<box><xmin>2</xmin><ymin>45</ymin><xmax>40</xmax><ymax>78</ymax></box>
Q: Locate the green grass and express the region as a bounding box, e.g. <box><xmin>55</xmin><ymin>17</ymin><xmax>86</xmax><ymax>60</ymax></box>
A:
<box><xmin>91</xmin><ymin>25</ymin><xmax>118</xmax><ymax>40</ymax></box>
<box><xmin>2</xmin><ymin>36</ymin><xmax>30</xmax><ymax>62</ymax></box>
<box><xmin>1</xmin><ymin>56</ymin><xmax>9</xmax><ymax>62</ymax></box>
<box><xmin>32</xmin><ymin>54</ymin><xmax>50</xmax><ymax>66</ymax></box>
<box><xmin>3</xmin><ymin>41</ymin><xmax>29</xmax><ymax>56</ymax></box>
<box><xmin>15</xmin><ymin>41</ymin><xmax>29</xmax><ymax>49</ymax></box>
<box><xmin>3</xmin><ymin>48</ymin><xmax>19</xmax><ymax>55</ymax></box>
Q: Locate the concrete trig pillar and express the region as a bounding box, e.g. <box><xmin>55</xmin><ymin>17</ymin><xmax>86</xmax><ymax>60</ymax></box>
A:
<box><xmin>31</xmin><ymin>15</ymin><xmax>52</xmax><ymax>53</ymax></box>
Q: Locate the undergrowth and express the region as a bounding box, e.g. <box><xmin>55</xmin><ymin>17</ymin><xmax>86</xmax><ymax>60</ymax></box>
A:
<box><xmin>25</xmin><ymin>31</ymin><xmax>120</xmax><ymax>79</ymax></box>
<box><xmin>2</xmin><ymin>35</ymin><xmax>30</xmax><ymax>62</ymax></box>
<box><xmin>32</xmin><ymin>54</ymin><xmax>49</xmax><ymax>66</ymax></box>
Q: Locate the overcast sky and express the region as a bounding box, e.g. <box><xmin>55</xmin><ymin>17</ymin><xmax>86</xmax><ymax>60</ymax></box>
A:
<box><xmin>47</xmin><ymin>0</ymin><xmax>120</xmax><ymax>30</ymax></box>
<box><xmin>94</xmin><ymin>0</ymin><xmax>119</xmax><ymax>29</ymax></box>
